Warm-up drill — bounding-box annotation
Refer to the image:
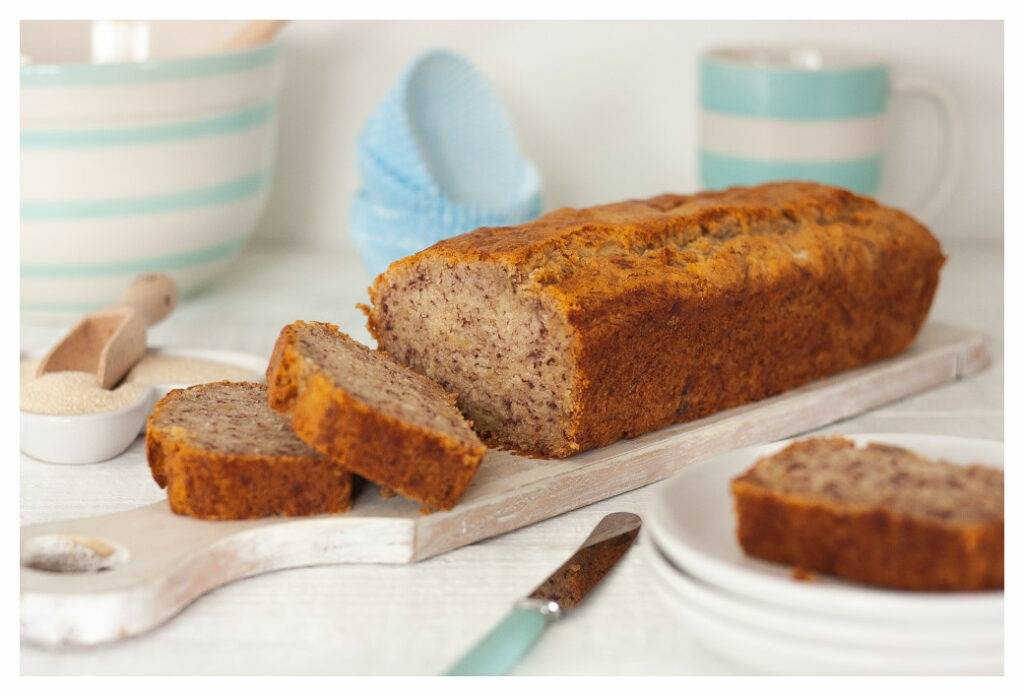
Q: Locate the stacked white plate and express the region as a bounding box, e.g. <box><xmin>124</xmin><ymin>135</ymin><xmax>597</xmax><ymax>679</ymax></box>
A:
<box><xmin>645</xmin><ymin>434</ymin><xmax>1004</xmax><ymax>675</ymax></box>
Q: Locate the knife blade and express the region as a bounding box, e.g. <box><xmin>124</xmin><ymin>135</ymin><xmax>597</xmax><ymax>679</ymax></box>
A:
<box><xmin>445</xmin><ymin>512</ymin><xmax>642</xmax><ymax>676</ymax></box>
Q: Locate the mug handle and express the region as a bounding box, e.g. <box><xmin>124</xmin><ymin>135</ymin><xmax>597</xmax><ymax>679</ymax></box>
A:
<box><xmin>890</xmin><ymin>74</ymin><xmax>962</xmax><ymax>221</ymax></box>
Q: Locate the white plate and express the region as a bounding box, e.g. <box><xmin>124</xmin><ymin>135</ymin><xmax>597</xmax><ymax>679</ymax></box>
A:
<box><xmin>643</xmin><ymin>537</ymin><xmax>1003</xmax><ymax>675</ymax></box>
<box><xmin>643</xmin><ymin>530</ymin><xmax>1002</xmax><ymax>651</ymax></box>
<box><xmin>143</xmin><ymin>346</ymin><xmax>268</xmax><ymax>399</ymax></box>
<box><xmin>649</xmin><ymin>434</ymin><xmax>1003</xmax><ymax>622</ymax></box>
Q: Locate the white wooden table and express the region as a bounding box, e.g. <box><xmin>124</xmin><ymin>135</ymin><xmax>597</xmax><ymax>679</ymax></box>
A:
<box><xmin>20</xmin><ymin>239</ymin><xmax>1003</xmax><ymax>675</ymax></box>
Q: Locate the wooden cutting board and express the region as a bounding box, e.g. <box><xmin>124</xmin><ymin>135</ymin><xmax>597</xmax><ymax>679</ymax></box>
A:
<box><xmin>21</xmin><ymin>323</ymin><xmax>989</xmax><ymax>647</ymax></box>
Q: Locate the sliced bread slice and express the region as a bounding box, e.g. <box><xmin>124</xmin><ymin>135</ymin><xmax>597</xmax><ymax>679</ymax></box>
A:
<box><xmin>266</xmin><ymin>321</ymin><xmax>486</xmax><ymax>511</ymax></box>
<box><xmin>147</xmin><ymin>381</ymin><xmax>354</xmax><ymax>520</ymax></box>
<box><xmin>731</xmin><ymin>437</ymin><xmax>1003</xmax><ymax>591</ymax></box>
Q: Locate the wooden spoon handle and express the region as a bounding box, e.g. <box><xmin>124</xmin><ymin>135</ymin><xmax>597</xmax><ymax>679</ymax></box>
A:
<box><xmin>224</xmin><ymin>20</ymin><xmax>289</xmax><ymax>50</ymax></box>
<box><xmin>120</xmin><ymin>273</ymin><xmax>178</xmax><ymax>327</ymax></box>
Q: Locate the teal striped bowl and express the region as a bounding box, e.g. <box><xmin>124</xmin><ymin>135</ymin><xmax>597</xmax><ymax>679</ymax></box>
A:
<box><xmin>20</xmin><ymin>39</ymin><xmax>283</xmax><ymax>313</ymax></box>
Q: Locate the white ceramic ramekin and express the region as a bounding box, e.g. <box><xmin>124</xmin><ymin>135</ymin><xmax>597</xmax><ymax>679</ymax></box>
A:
<box><xmin>20</xmin><ymin>389</ymin><xmax>159</xmax><ymax>465</ymax></box>
<box><xmin>20</xmin><ymin>347</ymin><xmax>267</xmax><ymax>464</ymax></box>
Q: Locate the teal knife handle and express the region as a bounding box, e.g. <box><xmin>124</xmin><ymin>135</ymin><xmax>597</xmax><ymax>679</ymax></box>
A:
<box><xmin>445</xmin><ymin>605</ymin><xmax>550</xmax><ymax>676</ymax></box>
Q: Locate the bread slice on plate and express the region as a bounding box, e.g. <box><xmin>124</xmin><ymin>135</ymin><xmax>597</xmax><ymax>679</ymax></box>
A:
<box><xmin>147</xmin><ymin>381</ymin><xmax>354</xmax><ymax>520</ymax></box>
<box><xmin>731</xmin><ymin>436</ymin><xmax>1003</xmax><ymax>591</ymax></box>
<box><xmin>266</xmin><ymin>321</ymin><xmax>486</xmax><ymax>511</ymax></box>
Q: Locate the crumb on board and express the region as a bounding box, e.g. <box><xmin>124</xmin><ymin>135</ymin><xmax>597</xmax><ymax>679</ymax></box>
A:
<box><xmin>792</xmin><ymin>567</ymin><xmax>817</xmax><ymax>582</ymax></box>
<box><xmin>379</xmin><ymin>487</ymin><xmax>397</xmax><ymax>499</ymax></box>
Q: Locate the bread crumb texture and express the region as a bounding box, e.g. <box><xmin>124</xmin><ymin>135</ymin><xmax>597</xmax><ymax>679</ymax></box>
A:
<box><xmin>146</xmin><ymin>381</ymin><xmax>353</xmax><ymax>520</ymax></box>
<box><xmin>266</xmin><ymin>321</ymin><xmax>486</xmax><ymax>511</ymax></box>
<box><xmin>731</xmin><ymin>437</ymin><xmax>1003</xmax><ymax>591</ymax></box>
<box><xmin>368</xmin><ymin>182</ymin><xmax>945</xmax><ymax>458</ymax></box>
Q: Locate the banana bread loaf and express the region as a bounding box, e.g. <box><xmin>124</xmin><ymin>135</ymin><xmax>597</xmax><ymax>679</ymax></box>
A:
<box><xmin>365</xmin><ymin>182</ymin><xmax>944</xmax><ymax>458</ymax></box>
<box><xmin>266</xmin><ymin>321</ymin><xmax>486</xmax><ymax>511</ymax></box>
<box><xmin>147</xmin><ymin>381</ymin><xmax>354</xmax><ymax>520</ymax></box>
<box><xmin>731</xmin><ymin>437</ymin><xmax>1003</xmax><ymax>591</ymax></box>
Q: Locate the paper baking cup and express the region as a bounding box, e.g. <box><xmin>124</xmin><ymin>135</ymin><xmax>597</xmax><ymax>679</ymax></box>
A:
<box><xmin>352</xmin><ymin>188</ymin><xmax>542</xmax><ymax>239</ymax></box>
<box><xmin>357</xmin><ymin>50</ymin><xmax>539</xmax><ymax>211</ymax></box>
<box><xmin>358</xmin><ymin>144</ymin><xmax>542</xmax><ymax>222</ymax></box>
<box><xmin>349</xmin><ymin>189</ymin><xmax>542</xmax><ymax>275</ymax></box>
<box><xmin>358</xmin><ymin>82</ymin><xmax>434</xmax><ymax>194</ymax></box>
<box><xmin>356</xmin><ymin>145</ymin><xmax>439</xmax><ymax>207</ymax></box>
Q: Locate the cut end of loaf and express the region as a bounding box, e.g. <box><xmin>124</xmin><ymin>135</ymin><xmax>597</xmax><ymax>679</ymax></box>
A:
<box><xmin>145</xmin><ymin>381</ymin><xmax>353</xmax><ymax>520</ymax></box>
<box><xmin>267</xmin><ymin>321</ymin><xmax>486</xmax><ymax>510</ymax></box>
<box><xmin>270</xmin><ymin>320</ymin><xmax>481</xmax><ymax>443</ymax></box>
<box><xmin>367</xmin><ymin>257</ymin><xmax>580</xmax><ymax>458</ymax></box>
<box><xmin>149</xmin><ymin>381</ymin><xmax>318</xmax><ymax>459</ymax></box>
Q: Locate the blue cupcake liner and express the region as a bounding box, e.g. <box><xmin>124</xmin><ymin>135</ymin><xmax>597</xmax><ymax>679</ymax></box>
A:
<box><xmin>351</xmin><ymin>188</ymin><xmax>542</xmax><ymax>242</ymax></box>
<box><xmin>358</xmin><ymin>145</ymin><xmax>542</xmax><ymax>223</ymax></box>
<box><xmin>358</xmin><ymin>50</ymin><xmax>538</xmax><ymax>212</ymax></box>
<box><xmin>349</xmin><ymin>188</ymin><xmax>542</xmax><ymax>275</ymax></box>
<box><xmin>356</xmin><ymin>144</ymin><xmax>438</xmax><ymax>204</ymax></box>
<box><xmin>357</xmin><ymin>65</ymin><xmax>433</xmax><ymax>191</ymax></box>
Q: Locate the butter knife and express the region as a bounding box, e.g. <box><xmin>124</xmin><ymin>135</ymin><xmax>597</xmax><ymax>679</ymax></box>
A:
<box><xmin>445</xmin><ymin>512</ymin><xmax>642</xmax><ymax>676</ymax></box>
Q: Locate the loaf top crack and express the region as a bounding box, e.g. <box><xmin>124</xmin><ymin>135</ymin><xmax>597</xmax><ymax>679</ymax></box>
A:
<box><xmin>402</xmin><ymin>181</ymin><xmax>940</xmax><ymax>306</ymax></box>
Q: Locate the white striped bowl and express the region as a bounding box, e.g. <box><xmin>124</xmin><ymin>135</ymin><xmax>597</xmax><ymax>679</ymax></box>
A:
<box><xmin>21</xmin><ymin>35</ymin><xmax>283</xmax><ymax>314</ymax></box>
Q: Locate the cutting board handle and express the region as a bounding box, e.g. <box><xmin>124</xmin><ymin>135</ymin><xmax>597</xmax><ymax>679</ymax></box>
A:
<box><xmin>20</xmin><ymin>502</ymin><xmax>413</xmax><ymax>647</ymax></box>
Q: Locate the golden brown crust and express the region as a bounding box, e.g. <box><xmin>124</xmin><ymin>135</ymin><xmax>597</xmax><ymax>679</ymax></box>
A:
<box><xmin>267</xmin><ymin>322</ymin><xmax>486</xmax><ymax>511</ymax></box>
<box><xmin>730</xmin><ymin>441</ymin><xmax>1003</xmax><ymax>592</ymax></box>
<box><xmin>368</xmin><ymin>182</ymin><xmax>945</xmax><ymax>458</ymax></box>
<box><xmin>146</xmin><ymin>384</ymin><xmax>354</xmax><ymax>521</ymax></box>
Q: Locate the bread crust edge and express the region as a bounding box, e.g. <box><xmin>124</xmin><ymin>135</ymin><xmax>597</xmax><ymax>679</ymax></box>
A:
<box><xmin>145</xmin><ymin>384</ymin><xmax>354</xmax><ymax>521</ymax></box>
<box><xmin>729</xmin><ymin>476</ymin><xmax>1004</xmax><ymax>591</ymax></box>
<box><xmin>267</xmin><ymin>322</ymin><xmax>487</xmax><ymax>511</ymax></box>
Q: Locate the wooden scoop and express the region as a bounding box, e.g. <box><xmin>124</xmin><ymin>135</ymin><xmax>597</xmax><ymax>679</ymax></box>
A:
<box><xmin>36</xmin><ymin>274</ymin><xmax>178</xmax><ymax>389</ymax></box>
<box><xmin>223</xmin><ymin>20</ymin><xmax>289</xmax><ymax>50</ymax></box>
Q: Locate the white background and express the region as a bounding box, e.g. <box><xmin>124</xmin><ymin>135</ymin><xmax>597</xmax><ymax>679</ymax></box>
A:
<box><xmin>257</xmin><ymin>20</ymin><xmax>1003</xmax><ymax>249</ymax></box>
<box><xmin>19</xmin><ymin>20</ymin><xmax>1004</xmax><ymax>248</ymax></box>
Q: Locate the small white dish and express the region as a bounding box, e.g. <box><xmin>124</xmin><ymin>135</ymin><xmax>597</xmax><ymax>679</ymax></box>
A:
<box><xmin>643</xmin><ymin>538</ymin><xmax>1003</xmax><ymax>675</ymax></box>
<box><xmin>20</xmin><ymin>347</ymin><xmax>266</xmax><ymax>464</ymax></box>
<box><xmin>648</xmin><ymin>433</ymin><xmax>1004</xmax><ymax>623</ymax></box>
<box><xmin>643</xmin><ymin>530</ymin><xmax>1002</xmax><ymax>652</ymax></box>
<box><xmin>20</xmin><ymin>390</ymin><xmax>158</xmax><ymax>465</ymax></box>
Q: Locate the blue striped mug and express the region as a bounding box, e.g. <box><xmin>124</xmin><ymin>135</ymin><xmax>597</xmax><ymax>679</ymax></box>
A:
<box><xmin>699</xmin><ymin>47</ymin><xmax>959</xmax><ymax>219</ymax></box>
